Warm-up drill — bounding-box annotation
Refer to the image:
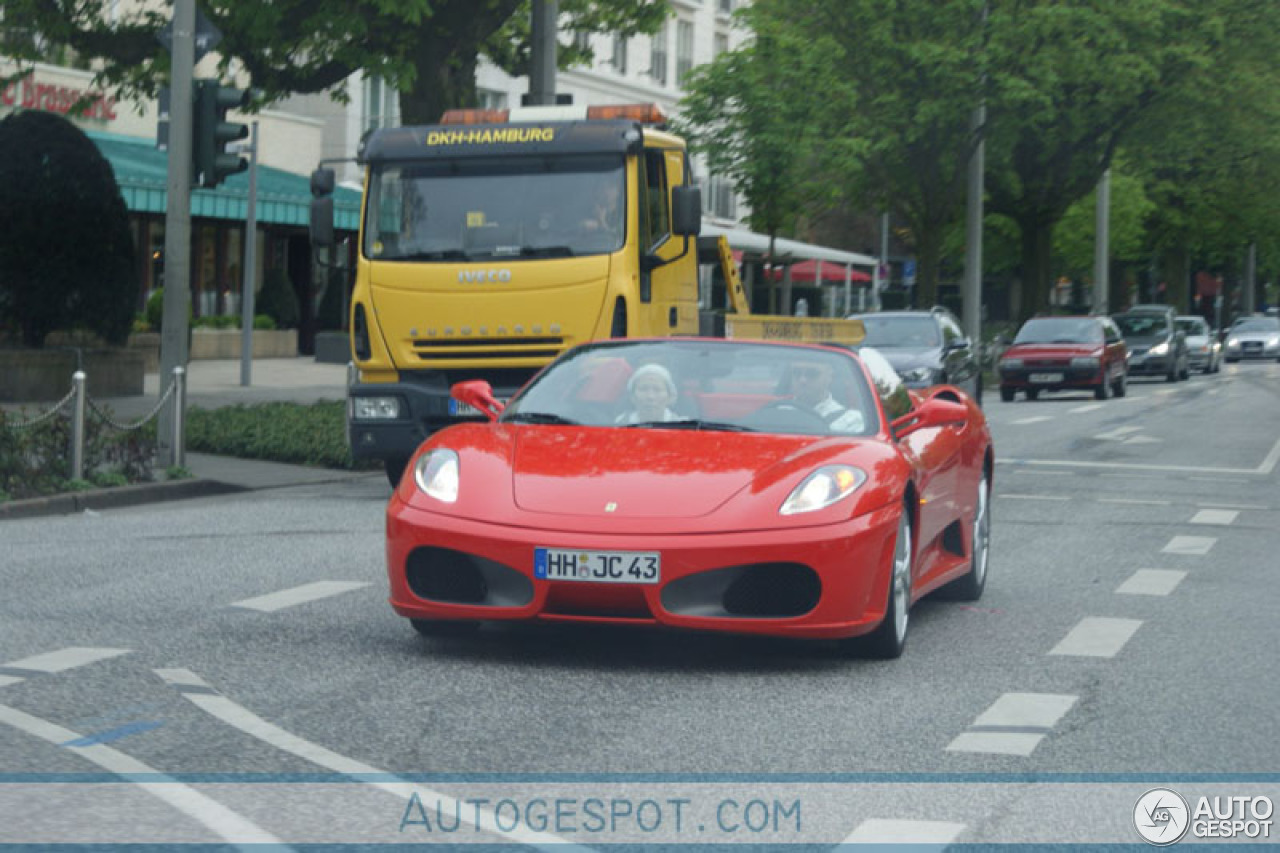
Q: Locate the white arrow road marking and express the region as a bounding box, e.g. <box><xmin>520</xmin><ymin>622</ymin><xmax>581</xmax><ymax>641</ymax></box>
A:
<box><xmin>842</xmin><ymin>818</ymin><xmax>966</xmax><ymax>844</ymax></box>
<box><xmin>231</xmin><ymin>581</ymin><xmax>369</xmax><ymax>613</ymax></box>
<box><xmin>1049</xmin><ymin>618</ymin><xmax>1143</xmax><ymax>658</ymax></box>
<box><xmin>1123</xmin><ymin>435</ymin><xmax>1162</xmax><ymax>444</ymax></box>
<box><xmin>945</xmin><ymin>693</ymin><xmax>1078</xmax><ymax>757</ymax></box>
<box><xmin>1189</xmin><ymin>509</ymin><xmax>1239</xmax><ymax>526</ymax></box>
<box><xmin>1162</xmin><ymin>536</ymin><xmax>1216</xmax><ymax>556</ymax></box>
<box><xmin>0</xmin><ymin>647</ymin><xmax>130</xmax><ymax>689</ymax></box>
<box><xmin>1117</xmin><ymin>570</ymin><xmax>1187</xmax><ymax>597</ymax></box>
<box><xmin>0</xmin><ymin>704</ymin><xmax>285</xmax><ymax>848</ymax></box>
<box><xmin>155</xmin><ymin>669</ymin><xmax>587</xmax><ymax>850</ymax></box>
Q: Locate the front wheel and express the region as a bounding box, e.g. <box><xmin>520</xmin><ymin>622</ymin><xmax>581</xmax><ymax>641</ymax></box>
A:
<box><xmin>1113</xmin><ymin>370</ymin><xmax>1127</xmax><ymax>397</ymax></box>
<box><xmin>1025</xmin><ymin>388</ymin><xmax>1040</xmax><ymax>401</ymax></box>
<box><xmin>999</xmin><ymin>385</ymin><xmax>1016</xmax><ymax>403</ymax></box>
<box><xmin>843</xmin><ymin>509</ymin><xmax>913</xmax><ymax>659</ymax></box>
<box><xmin>1094</xmin><ymin>374</ymin><xmax>1111</xmax><ymax>400</ymax></box>
<box><xmin>937</xmin><ymin>473</ymin><xmax>990</xmax><ymax>601</ymax></box>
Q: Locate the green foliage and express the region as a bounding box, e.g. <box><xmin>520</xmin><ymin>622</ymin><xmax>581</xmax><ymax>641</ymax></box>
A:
<box><xmin>0</xmin><ymin>110</ymin><xmax>137</xmax><ymax>348</ymax></box>
<box><xmin>256</xmin><ymin>267</ymin><xmax>299</xmax><ymax>330</ymax></box>
<box><xmin>165</xmin><ymin>465</ymin><xmax>193</xmax><ymax>480</ymax></box>
<box><xmin>90</xmin><ymin>470</ymin><xmax>129</xmax><ymax>488</ymax></box>
<box><xmin>193</xmin><ymin>314</ymin><xmax>240</xmax><ymax>329</ymax></box>
<box><xmin>0</xmin><ymin>408</ymin><xmax>157</xmax><ymax>500</ymax></box>
<box><xmin>253</xmin><ymin>314</ymin><xmax>277</xmax><ymax>330</ymax></box>
<box><xmin>145</xmin><ymin>289</ymin><xmax>165</xmax><ymax>331</ymax></box>
<box><xmin>184</xmin><ymin>402</ymin><xmax>377</xmax><ymax>470</ymax></box>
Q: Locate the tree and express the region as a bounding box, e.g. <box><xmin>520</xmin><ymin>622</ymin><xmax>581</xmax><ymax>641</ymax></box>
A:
<box><xmin>0</xmin><ymin>110</ymin><xmax>136</xmax><ymax>348</ymax></box>
<box><xmin>0</xmin><ymin>0</ymin><xmax>670</xmax><ymax>125</ymax></box>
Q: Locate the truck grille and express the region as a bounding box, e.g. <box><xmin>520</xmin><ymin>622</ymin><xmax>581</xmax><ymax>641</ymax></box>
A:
<box><xmin>412</xmin><ymin>336</ymin><xmax>565</xmax><ymax>362</ymax></box>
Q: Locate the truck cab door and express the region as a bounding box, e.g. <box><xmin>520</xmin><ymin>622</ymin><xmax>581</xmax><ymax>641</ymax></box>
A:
<box><xmin>637</xmin><ymin>148</ymin><xmax>698</xmax><ymax>336</ymax></box>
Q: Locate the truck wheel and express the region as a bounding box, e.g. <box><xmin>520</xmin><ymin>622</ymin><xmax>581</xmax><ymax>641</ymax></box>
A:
<box><xmin>385</xmin><ymin>456</ymin><xmax>409</xmax><ymax>488</ymax></box>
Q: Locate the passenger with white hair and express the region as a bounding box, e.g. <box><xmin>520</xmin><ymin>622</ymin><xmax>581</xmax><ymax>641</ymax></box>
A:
<box><xmin>616</xmin><ymin>362</ymin><xmax>681</xmax><ymax>424</ymax></box>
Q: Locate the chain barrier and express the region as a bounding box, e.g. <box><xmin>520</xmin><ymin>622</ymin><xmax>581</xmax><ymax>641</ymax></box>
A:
<box><xmin>86</xmin><ymin>376</ymin><xmax>178</xmax><ymax>432</ymax></box>
<box><xmin>3</xmin><ymin>385</ymin><xmax>77</xmax><ymax>431</ymax></box>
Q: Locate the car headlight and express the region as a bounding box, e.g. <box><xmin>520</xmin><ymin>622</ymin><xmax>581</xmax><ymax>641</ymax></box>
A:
<box><xmin>1267</xmin><ymin>335</ymin><xmax>1280</xmax><ymax>347</ymax></box>
<box><xmin>780</xmin><ymin>466</ymin><xmax>867</xmax><ymax>515</ymax></box>
<box><xmin>413</xmin><ymin>449</ymin><xmax>459</xmax><ymax>502</ymax></box>
<box><xmin>1070</xmin><ymin>356</ymin><xmax>1100</xmax><ymax>369</ymax></box>
<box><xmin>1001</xmin><ymin>358</ymin><xmax>1023</xmax><ymax>370</ymax></box>
<box><xmin>351</xmin><ymin>396</ymin><xmax>402</xmax><ymax>420</ymax></box>
<box><xmin>1227</xmin><ymin>338</ymin><xmax>1240</xmax><ymax>349</ymax></box>
<box><xmin>1149</xmin><ymin>341</ymin><xmax>1169</xmax><ymax>356</ymax></box>
<box><xmin>899</xmin><ymin>366</ymin><xmax>939</xmax><ymax>384</ymax></box>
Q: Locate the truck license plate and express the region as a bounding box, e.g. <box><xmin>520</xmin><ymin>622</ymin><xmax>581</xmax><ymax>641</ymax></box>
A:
<box><xmin>534</xmin><ymin>548</ymin><xmax>661</xmax><ymax>584</ymax></box>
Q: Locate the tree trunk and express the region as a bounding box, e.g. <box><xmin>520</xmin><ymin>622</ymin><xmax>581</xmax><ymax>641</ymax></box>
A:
<box><xmin>914</xmin><ymin>226</ymin><xmax>943</xmax><ymax>309</ymax></box>
<box><xmin>1160</xmin><ymin>247</ymin><xmax>1191</xmax><ymax>312</ymax></box>
<box><xmin>400</xmin><ymin>48</ymin><xmax>479</xmax><ymax>126</ymax></box>
<box><xmin>1017</xmin><ymin>218</ymin><xmax>1054</xmax><ymax>322</ymax></box>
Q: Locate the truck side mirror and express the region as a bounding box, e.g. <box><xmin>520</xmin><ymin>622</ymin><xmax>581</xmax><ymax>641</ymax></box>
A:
<box><xmin>310</xmin><ymin>167</ymin><xmax>336</xmax><ymax>248</ymax></box>
<box><xmin>671</xmin><ymin>185</ymin><xmax>702</xmax><ymax>237</ymax></box>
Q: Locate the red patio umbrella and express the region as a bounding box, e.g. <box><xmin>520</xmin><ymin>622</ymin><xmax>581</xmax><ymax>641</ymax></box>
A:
<box><xmin>766</xmin><ymin>259</ymin><xmax>871</xmax><ymax>283</ymax></box>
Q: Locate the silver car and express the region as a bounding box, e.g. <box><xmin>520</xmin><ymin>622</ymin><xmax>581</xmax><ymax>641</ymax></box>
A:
<box><xmin>1224</xmin><ymin>315</ymin><xmax>1280</xmax><ymax>362</ymax></box>
<box><xmin>1175</xmin><ymin>315</ymin><xmax>1222</xmax><ymax>373</ymax></box>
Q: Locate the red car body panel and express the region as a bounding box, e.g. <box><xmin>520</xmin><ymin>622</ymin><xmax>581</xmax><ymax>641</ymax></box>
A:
<box><xmin>385</xmin><ymin>340</ymin><xmax>992</xmax><ymax>643</ymax></box>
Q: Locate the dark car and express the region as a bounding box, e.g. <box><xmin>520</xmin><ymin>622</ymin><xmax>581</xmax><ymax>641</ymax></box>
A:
<box><xmin>1113</xmin><ymin>306</ymin><xmax>1189</xmax><ymax>381</ymax></box>
<box><xmin>850</xmin><ymin>307</ymin><xmax>982</xmax><ymax>403</ymax></box>
<box><xmin>997</xmin><ymin>314</ymin><xmax>1128</xmax><ymax>401</ymax></box>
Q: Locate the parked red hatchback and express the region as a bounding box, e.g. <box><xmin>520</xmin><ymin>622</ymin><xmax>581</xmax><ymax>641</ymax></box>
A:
<box><xmin>998</xmin><ymin>315</ymin><xmax>1128</xmax><ymax>401</ymax></box>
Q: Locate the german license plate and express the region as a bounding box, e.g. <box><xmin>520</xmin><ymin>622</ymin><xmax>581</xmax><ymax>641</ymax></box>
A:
<box><xmin>1029</xmin><ymin>372</ymin><xmax>1063</xmax><ymax>383</ymax></box>
<box><xmin>449</xmin><ymin>398</ymin><xmax>507</xmax><ymax>417</ymax></box>
<box><xmin>534</xmin><ymin>548</ymin><xmax>661</xmax><ymax>584</ymax></box>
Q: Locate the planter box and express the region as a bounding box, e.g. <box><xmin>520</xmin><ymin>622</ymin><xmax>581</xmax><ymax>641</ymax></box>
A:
<box><xmin>0</xmin><ymin>347</ymin><xmax>146</xmax><ymax>402</ymax></box>
<box><xmin>189</xmin><ymin>328</ymin><xmax>298</xmax><ymax>360</ymax></box>
<box><xmin>127</xmin><ymin>331</ymin><xmax>161</xmax><ymax>372</ymax></box>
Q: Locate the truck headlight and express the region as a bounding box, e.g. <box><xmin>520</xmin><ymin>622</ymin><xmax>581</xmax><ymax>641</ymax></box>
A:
<box><xmin>781</xmin><ymin>466</ymin><xmax>866</xmax><ymax>515</ymax></box>
<box><xmin>414</xmin><ymin>449</ymin><xmax>459</xmax><ymax>503</ymax></box>
<box><xmin>351</xmin><ymin>396</ymin><xmax>402</xmax><ymax>419</ymax></box>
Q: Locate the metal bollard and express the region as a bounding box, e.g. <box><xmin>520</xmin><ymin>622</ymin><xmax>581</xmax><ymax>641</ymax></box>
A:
<box><xmin>172</xmin><ymin>366</ymin><xmax>186</xmax><ymax>468</ymax></box>
<box><xmin>70</xmin><ymin>371</ymin><xmax>86</xmax><ymax>482</ymax></box>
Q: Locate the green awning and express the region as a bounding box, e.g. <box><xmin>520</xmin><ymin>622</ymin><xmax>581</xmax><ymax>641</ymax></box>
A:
<box><xmin>88</xmin><ymin>130</ymin><xmax>362</xmax><ymax>231</ymax></box>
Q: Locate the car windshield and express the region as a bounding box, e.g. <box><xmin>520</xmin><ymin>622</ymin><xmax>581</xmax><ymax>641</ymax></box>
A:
<box><xmin>857</xmin><ymin>316</ymin><xmax>940</xmax><ymax>347</ymax></box>
<box><xmin>1233</xmin><ymin>317</ymin><xmax>1280</xmax><ymax>333</ymax></box>
<box><xmin>501</xmin><ymin>340</ymin><xmax>881</xmax><ymax>437</ymax></box>
<box><xmin>1114</xmin><ymin>314</ymin><xmax>1168</xmax><ymax>338</ymax></box>
<box><xmin>1013</xmin><ymin>317</ymin><xmax>1102</xmax><ymax>344</ymax></box>
<box><xmin>1176</xmin><ymin>317</ymin><xmax>1208</xmax><ymax>336</ymax></box>
<box><xmin>364</xmin><ymin>155</ymin><xmax>625</xmax><ymax>260</ymax></box>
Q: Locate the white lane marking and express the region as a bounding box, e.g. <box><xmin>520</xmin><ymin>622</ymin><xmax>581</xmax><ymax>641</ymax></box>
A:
<box><xmin>1197</xmin><ymin>502</ymin><xmax>1267</xmax><ymax>510</ymax></box>
<box><xmin>1013</xmin><ymin>416</ymin><xmax>1052</xmax><ymax>425</ymax></box>
<box><xmin>1124</xmin><ymin>435</ymin><xmax>1162</xmax><ymax>445</ymax></box>
<box><xmin>1095</xmin><ymin>426</ymin><xmax>1143</xmax><ymax>441</ymax></box>
<box><xmin>0</xmin><ymin>675</ymin><xmax>23</xmax><ymax>688</ymax></box>
<box><xmin>1190</xmin><ymin>509</ymin><xmax>1239</xmax><ymax>526</ymax></box>
<box><xmin>0</xmin><ymin>704</ymin><xmax>283</xmax><ymax>847</ymax></box>
<box><xmin>1260</xmin><ymin>434</ymin><xmax>1280</xmax><ymax>474</ymax></box>
<box><xmin>1049</xmin><ymin>617</ymin><xmax>1143</xmax><ymax>657</ymax></box>
<box><xmin>997</xmin><ymin>494</ymin><xmax>1070</xmax><ymax>501</ymax></box>
<box><xmin>1006</xmin><ymin>469</ymin><xmax>1075</xmax><ymax>476</ymax></box>
<box><xmin>1068</xmin><ymin>404</ymin><xmax>1104</xmax><ymax>414</ymax></box>
<box><xmin>1190</xmin><ymin>478</ymin><xmax>1250</xmax><ymax>485</ymax></box>
<box><xmin>155</xmin><ymin>669</ymin><xmax>582</xmax><ymax>849</ymax></box>
<box><xmin>231</xmin><ymin>581</ymin><xmax>369</xmax><ymax>613</ymax></box>
<box><xmin>1117</xmin><ymin>570</ymin><xmax>1187</xmax><ymax>596</ymax></box>
<box><xmin>945</xmin><ymin>693</ymin><xmax>1077</xmax><ymax>757</ymax></box>
<box><xmin>1162</xmin><ymin>535</ymin><xmax>1216</xmax><ymax>556</ymax></box>
<box><xmin>1100</xmin><ymin>473</ymin><xmax>1163</xmax><ymax>480</ymax></box>
<box><xmin>1097</xmin><ymin>498</ymin><xmax>1171</xmax><ymax>506</ymax></box>
<box><xmin>999</xmin><ymin>457</ymin><xmax>1264</xmax><ymax>476</ymax></box>
<box><xmin>842</xmin><ymin>819</ymin><xmax>966</xmax><ymax>844</ymax></box>
<box><xmin>1</xmin><ymin>647</ymin><xmax>130</xmax><ymax>674</ymax></box>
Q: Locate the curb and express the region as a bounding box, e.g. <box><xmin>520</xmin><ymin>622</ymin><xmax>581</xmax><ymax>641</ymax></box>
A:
<box><xmin>0</xmin><ymin>479</ymin><xmax>247</xmax><ymax>521</ymax></box>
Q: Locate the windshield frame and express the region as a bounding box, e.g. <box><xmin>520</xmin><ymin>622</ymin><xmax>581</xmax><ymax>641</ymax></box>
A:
<box><xmin>1013</xmin><ymin>317</ymin><xmax>1104</xmax><ymax>345</ymax></box>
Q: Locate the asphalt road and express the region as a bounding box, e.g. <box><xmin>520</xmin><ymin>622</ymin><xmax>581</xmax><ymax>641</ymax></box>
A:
<box><xmin>2</xmin><ymin>361</ymin><xmax>1278</xmax><ymax>847</ymax></box>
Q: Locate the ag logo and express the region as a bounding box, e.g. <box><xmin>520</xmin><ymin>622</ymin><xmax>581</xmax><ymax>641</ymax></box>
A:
<box><xmin>1134</xmin><ymin>788</ymin><xmax>1190</xmax><ymax>846</ymax></box>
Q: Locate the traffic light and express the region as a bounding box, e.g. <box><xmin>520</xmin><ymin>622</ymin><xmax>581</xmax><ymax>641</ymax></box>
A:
<box><xmin>192</xmin><ymin>79</ymin><xmax>249</xmax><ymax>188</ymax></box>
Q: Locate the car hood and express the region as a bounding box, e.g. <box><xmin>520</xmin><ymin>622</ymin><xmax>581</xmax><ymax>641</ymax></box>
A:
<box><xmin>1003</xmin><ymin>342</ymin><xmax>1100</xmax><ymax>359</ymax></box>
<box><xmin>1229</xmin><ymin>330</ymin><xmax>1279</xmax><ymax>341</ymax></box>
<box><xmin>876</xmin><ymin>347</ymin><xmax>943</xmax><ymax>371</ymax></box>
<box><xmin>509</xmin><ymin>428</ymin><xmax>848</xmax><ymax>518</ymax></box>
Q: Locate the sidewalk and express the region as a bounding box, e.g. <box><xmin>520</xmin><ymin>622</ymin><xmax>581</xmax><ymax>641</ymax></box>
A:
<box><xmin>1</xmin><ymin>357</ymin><xmax>380</xmax><ymax>520</ymax></box>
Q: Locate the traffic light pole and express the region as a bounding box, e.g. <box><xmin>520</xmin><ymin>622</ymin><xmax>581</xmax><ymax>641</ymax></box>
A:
<box><xmin>158</xmin><ymin>0</ymin><xmax>194</xmax><ymax>468</ymax></box>
<box><xmin>240</xmin><ymin>120</ymin><xmax>259</xmax><ymax>387</ymax></box>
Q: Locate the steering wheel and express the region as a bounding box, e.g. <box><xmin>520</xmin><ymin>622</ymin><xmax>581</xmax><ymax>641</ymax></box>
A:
<box><xmin>747</xmin><ymin>400</ymin><xmax>832</xmax><ymax>431</ymax></box>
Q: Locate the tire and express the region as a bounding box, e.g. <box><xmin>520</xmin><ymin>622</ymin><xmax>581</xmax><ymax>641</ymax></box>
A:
<box><xmin>1000</xmin><ymin>385</ymin><xmax>1015</xmax><ymax>403</ymax></box>
<box><xmin>1113</xmin><ymin>370</ymin><xmax>1127</xmax><ymax>397</ymax></box>
<box><xmin>1026</xmin><ymin>388</ymin><xmax>1040</xmax><ymax>401</ymax></box>
<box><xmin>1166</xmin><ymin>363</ymin><xmax>1178</xmax><ymax>382</ymax></box>
<box><xmin>385</xmin><ymin>456</ymin><xmax>409</xmax><ymax>489</ymax></box>
<box><xmin>411</xmin><ymin>619</ymin><xmax>481</xmax><ymax>637</ymax></box>
<box><xmin>1179</xmin><ymin>358</ymin><xmax>1190</xmax><ymax>381</ymax></box>
<box><xmin>844</xmin><ymin>509</ymin><xmax>913</xmax><ymax>659</ymax></box>
<box><xmin>973</xmin><ymin>373</ymin><xmax>984</xmax><ymax>407</ymax></box>
<box><xmin>1226</xmin><ymin>357</ymin><xmax>1238</xmax><ymax>364</ymax></box>
<box><xmin>1094</xmin><ymin>374</ymin><xmax>1111</xmax><ymax>400</ymax></box>
<box><xmin>938</xmin><ymin>471</ymin><xmax>990</xmax><ymax>601</ymax></box>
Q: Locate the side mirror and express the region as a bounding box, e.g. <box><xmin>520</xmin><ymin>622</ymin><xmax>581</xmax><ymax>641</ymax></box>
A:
<box><xmin>309</xmin><ymin>167</ymin><xmax>336</xmax><ymax>248</ymax></box>
<box><xmin>671</xmin><ymin>185</ymin><xmax>702</xmax><ymax>237</ymax></box>
<box><xmin>451</xmin><ymin>380</ymin><xmax>504</xmax><ymax>421</ymax></box>
<box><xmin>891</xmin><ymin>395</ymin><xmax>969</xmax><ymax>438</ymax></box>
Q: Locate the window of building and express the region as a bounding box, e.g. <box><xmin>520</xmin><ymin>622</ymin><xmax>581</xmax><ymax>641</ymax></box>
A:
<box><xmin>477</xmin><ymin>89</ymin><xmax>508</xmax><ymax>111</ymax></box>
<box><xmin>719</xmin><ymin>0</ymin><xmax>734</xmax><ymax>14</ymax></box>
<box><xmin>649</xmin><ymin>22</ymin><xmax>668</xmax><ymax>86</ymax></box>
<box><xmin>574</xmin><ymin>30</ymin><xmax>592</xmax><ymax>55</ymax></box>
<box><xmin>714</xmin><ymin>31</ymin><xmax>729</xmax><ymax>58</ymax></box>
<box><xmin>707</xmin><ymin>175</ymin><xmax>736</xmax><ymax>220</ymax></box>
<box><xmin>612</xmin><ymin>34</ymin><xmax>628</xmax><ymax>74</ymax></box>
<box><xmin>676</xmin><ymin>20</ymin><xmax>695</xmax><ymax>84</ymax></box>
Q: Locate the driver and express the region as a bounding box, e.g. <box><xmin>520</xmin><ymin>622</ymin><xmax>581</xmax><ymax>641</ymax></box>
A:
<box><xmin>788</xmin><ymin>359</ymin><xmax>865</xmax><ymax>433</ymax></box>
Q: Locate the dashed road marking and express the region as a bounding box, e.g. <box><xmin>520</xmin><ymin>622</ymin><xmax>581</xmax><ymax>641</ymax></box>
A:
<box><xmin>1049</xmin><ymin>617</ymin><xmax>1143</xmax><ymax>658</ymax></box>
<box><xmin>231</xmin><ymin>581</ymin><xmax>369</xmax><ymax>613</ymax></box>
<box><xmin>1013</xmin><ymin>416</ymin><xmax>1052</xmax><ymax>425</ymax></box>
<box><xmin>0</xmin><ymin>647</ymin><xmax>130</xmax><ymax>688</ymax></box>
<box><xmin>0</xmin><ymin>703</ymin><xmax>283</xmax><ymax>846</ymax></box>
<box><xmin>1197</xmin><ymin>502</ymin><xmax>1267</xmax><ymax>510</ymax></box>
<box><xmin>1189</xmin><ymin>509</ymin><xmax>1239</xmax><ymax>526</ymax></box>
<box><xmin>945</xmin><ymin>693</ymin><xmax>1077</xmax><ymax>756</ymax></box>
<box><xmin>1162</xmin><ymin>535</ymin><xmax>1216</xmax><ymax>556</ymax></box>
<box><xmin>842</xmin><ymin>819</ymin><xmax>966</xmax><ymax>844</ymax></box>
<box><xmin>997</xmin><ymin>494</ymin><xmax>1070</xmax><ymax>502</ymax></box>
<box><xmin>1097</xmin><ymin>498</ymin><xmax>1171</xmax><ymax>506</ymax></box>
<box><xmin>1117</xmin><ymin>570</ymin><xmax>1187</xmax><ymax>597</ymax></box>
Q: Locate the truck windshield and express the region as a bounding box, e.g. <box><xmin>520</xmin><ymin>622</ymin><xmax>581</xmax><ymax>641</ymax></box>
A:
<box><xmin>364</xmin><ymin>155</ymin><xmax>626</xmax><ymax>261</ymax></box>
